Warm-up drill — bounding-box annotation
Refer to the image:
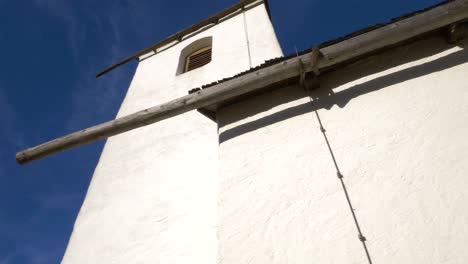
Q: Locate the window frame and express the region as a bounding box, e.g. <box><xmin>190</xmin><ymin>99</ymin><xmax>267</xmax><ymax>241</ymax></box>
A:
<box><xmin>184</xmin><ymin>46</ymin><xmax>212</xmax><ymax>73</ymax></box>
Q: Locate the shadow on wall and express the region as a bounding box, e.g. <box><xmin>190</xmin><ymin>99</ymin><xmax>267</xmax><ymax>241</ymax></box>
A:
<box><xmin>218</xmin><ymin>37</ymin><xmax>468</xmax><ymax>143</ymax></box>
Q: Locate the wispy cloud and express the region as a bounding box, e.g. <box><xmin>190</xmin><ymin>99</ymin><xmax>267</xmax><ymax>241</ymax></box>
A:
<box><xmin>0</xmin><ymin>192</ymin><xmax>76</xmax><ymax>264</ymax></box>
<box><xmin>0</xmin><ymin>84</ymin><xmax>25</xmax><ymax>149</ymax></box>
<box><xmin>30</xmin><ymin>0</ymin><xmax>168</xmax><ymax>135</ymax></box>
<box><xmin>32</xmin><ymin>0</ymin><xmax>87</xmax><ymax>64</ymax></box>
<box><xmin>0</xmin><ymin>254</ymin><xmax>14</xmax><ymax>264</ymax></box>
<box><xmin>28</xmin><ymin>0</ymin><xmax>125</xmax><ymax>133</ymax></box>
<box><xmin>0</xmin><ymin>84</ymin><xmax>25</xmax><ymax>176</ymax></box>
<box><xmin>59</xmin><ymin>0</ymin><xmax>163</xmax><ymax>132</ymax></box>
<box><xmin>62</xmin><ymin>57</ymin><xmax>134</xmax><ymax>133</ymax></box>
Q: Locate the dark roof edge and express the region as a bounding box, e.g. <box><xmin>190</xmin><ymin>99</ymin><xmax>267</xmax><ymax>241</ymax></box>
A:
<box><xmin>96</xmin><ymin>0</ymin><xmax>268</xmax><ymax>78</ymax></box>
<box><xmin>264</xmin><ymin>0</ymin><xmax>272</xmax><ymax>20</ymax></box>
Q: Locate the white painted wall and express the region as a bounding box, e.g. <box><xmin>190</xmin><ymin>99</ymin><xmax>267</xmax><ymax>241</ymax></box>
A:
<box><xmin>217</xmin><ymin>37</ymin><xmax>468</xmax><ymax>264</ymax></box>
<box><xmin>61</xmin><ymin>2</ymin><xmax>282</xmax><ymax>264</ymax></box>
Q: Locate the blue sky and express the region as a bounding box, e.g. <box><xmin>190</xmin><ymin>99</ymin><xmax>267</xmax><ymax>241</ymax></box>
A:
<box><xmin>0</xmin><ymin>0</ymin><xmax>442</xmax><ymax>263</ymax></box>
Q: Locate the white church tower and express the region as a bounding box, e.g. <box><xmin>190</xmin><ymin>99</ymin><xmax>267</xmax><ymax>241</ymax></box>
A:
<box><xmin>61</xmin><ymin>0</ymin><xmax>282</xmax><ymax>263</ymax></box>
<box><xmin>13</xmin><ymin>0</ymin><xmax>468</xmax><ymax>263</ymax></box>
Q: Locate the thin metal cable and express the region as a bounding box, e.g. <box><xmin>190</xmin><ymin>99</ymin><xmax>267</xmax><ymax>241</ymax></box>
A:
<box><xmin>301</xmin><ymin>70</ymin><xmax>373</xmax><ymax>264</ymax></box>
<box><xmin>242</xmin><ymin>8</ymin><xmax>253</xmax><ymax>68</ymax></box>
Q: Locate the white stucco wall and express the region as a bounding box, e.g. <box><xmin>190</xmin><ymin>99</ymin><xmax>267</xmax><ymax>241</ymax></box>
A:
<box><xmin>217</xmin><ymin>36</ymin><xmax>468</xmax><ymax>264</ymax></box>
<box><xmin>61</xmin><ymin>2</ymin><xmax>282</xmax><ymax>264</ymax></box>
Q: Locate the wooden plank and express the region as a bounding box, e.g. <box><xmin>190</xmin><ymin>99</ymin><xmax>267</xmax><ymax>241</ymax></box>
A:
<box><xmin>16</xmin><ymin>0</ymin><xmax>468</xmax><ymax>164</ymax></box>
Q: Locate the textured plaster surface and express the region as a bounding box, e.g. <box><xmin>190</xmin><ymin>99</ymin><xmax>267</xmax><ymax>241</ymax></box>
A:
<box><xmin>61</xmin><ymin>3</ymin><xmax>282</xmax><ymax>264</ymax></box>
<box><xmin>217</xmin><ymin>37</ymin><xmax>468</xmax><ymax>264</ymax></box>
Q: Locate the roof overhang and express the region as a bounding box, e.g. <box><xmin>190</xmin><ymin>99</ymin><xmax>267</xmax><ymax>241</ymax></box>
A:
<box><xmin>96</xmin><ymin>0</ymin><xmax>270</xmax><ymax>78</ymax></box>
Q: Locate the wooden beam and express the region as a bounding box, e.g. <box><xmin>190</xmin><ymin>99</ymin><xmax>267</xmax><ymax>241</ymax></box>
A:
<box><xmin>16</xmin><ymin>0</ymin><xmax>468</xmax><ymax>164</ymax></box>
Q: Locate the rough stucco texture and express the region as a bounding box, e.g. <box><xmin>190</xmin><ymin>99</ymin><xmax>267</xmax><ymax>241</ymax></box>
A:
<box><xmin>61</xmin><ymin>3</ymin><xmax>283</xmax><ymax>264</ymax></box>
<box><xmin>217</xmin><ymin>37</ymin><xmax>468</xmax><ymax>264</ymax></box>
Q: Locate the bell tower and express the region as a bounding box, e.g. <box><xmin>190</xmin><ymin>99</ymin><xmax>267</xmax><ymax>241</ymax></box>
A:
<box><xmin>61</xmin><ymin>1</ymin><xmax>282</xmax><ymax>263</ymax></box>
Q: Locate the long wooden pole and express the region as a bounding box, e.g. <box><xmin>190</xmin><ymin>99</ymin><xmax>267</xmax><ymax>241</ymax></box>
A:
<box><xmin>16</xmin><ymin>0</ymin><xmax>468</xmax><ymax>164</ymax></box>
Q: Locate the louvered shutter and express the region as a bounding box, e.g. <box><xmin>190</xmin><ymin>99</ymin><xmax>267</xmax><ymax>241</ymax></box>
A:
<box><xmin>185</xmin><ymin>46</ymin><xmax>212</xmax><ymax>72</ymax></box>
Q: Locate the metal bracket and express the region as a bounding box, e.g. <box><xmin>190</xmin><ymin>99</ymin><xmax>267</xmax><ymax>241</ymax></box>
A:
<box><xmin>297</xmin><ymin>46</ymin><xmax>323</xmax><ymax>91</ymax></box>
<box><xmin>298</xmin><ymin>58</ymin><xmax>307</xmax><ymax>89</ymax></box>
<box><xmin>310</xmin><ymin>46</ymin><xmax>321</xmax><ymax>76</ymax></box>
